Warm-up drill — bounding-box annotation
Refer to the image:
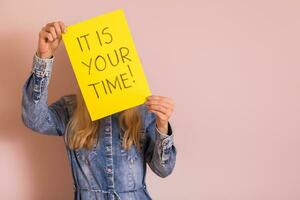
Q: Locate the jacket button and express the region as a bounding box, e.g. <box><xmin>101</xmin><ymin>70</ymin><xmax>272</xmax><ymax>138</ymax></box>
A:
<box><xmin>105</xmin><ymin>127</ymin><xmax>110</xmax><ymax>132</ymax></box>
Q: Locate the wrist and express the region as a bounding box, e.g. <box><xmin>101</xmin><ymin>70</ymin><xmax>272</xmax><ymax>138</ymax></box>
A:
<box><xmin>156</xmin><ymin>122</ymin><xmax>168</xmax><ymax>134</ymax></box>
<box><xmin>36</xmin><ymin>51</ymin><xmax>53</xmax><ymax>59</ymax></box>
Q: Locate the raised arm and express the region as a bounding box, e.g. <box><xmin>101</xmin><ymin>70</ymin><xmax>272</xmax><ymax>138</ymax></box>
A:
<box><xmin>143</xmin><ymin>96</ymin><xmax>177</xmax><ymax>178</ymax></box>
<box><xmin>21</xmin><ymin>21</ymin><xmax>75</xmax><ymax>136</ymax></box>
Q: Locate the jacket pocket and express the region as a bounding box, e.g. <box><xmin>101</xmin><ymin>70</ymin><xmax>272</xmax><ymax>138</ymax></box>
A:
<box><xmin>119</xmin><ymin>129</ymin><xmax>146</xmax><ymax>159</ymax></box>
<box><xmin>75</xmin><ymin>144</ymin><xmax>98</xmax><ymax>165</ymax></box>
<box><xmin>118</xmin><ymin>128</ymin><xmax>146</xmax><ymax>164</ymax></box>
<box><xmin>119</xmin><ymin>134</ymin><xmax>138</xmax><ymax>163</ymax></box>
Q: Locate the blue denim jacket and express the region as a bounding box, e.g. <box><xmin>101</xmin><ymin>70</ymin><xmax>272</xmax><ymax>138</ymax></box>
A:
<box><xmin>21</xmin><ymin>54</ymin><xmax>177</xmax><ymax>200</ymax></box>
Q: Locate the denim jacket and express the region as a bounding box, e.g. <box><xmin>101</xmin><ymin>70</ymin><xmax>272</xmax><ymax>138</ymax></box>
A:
<box><xmin>21</xmin><ymin>54</ymin><xmax>177</xmax><ymax>200</ymax></box>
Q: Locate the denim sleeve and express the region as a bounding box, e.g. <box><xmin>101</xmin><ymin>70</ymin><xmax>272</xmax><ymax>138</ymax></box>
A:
<box><xmin>143</xmin><ymin>108</ymin><xmax>177</xmax><ymax>178</ymax></box>
<box><xmin>21</xmin><ymin>53</ymin><xmax>74</xmax><ymax>136</ymax></box>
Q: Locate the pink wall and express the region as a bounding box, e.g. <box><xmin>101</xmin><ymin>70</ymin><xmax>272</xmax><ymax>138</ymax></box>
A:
<box><xmin>1</xmin><ymin>0</ymin><xmax>300</xmax><ymax>199</ymax></box>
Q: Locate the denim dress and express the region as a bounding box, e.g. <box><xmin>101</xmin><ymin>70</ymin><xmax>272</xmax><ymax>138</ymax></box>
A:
<box><xmin>21</xmin><ymin>54</ymin><xmax>177</xmax><ymax>200</ymax></box>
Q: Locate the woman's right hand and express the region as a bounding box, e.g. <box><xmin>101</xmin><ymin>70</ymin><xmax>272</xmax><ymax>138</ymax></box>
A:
<box><xmin>37</xmin><ymin>21</ymin><xmax>66</xmax><ymax>59</ymax></box>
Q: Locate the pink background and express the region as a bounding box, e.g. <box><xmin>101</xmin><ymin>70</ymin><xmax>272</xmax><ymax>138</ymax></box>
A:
<box><xmin>1</xmin><ymin>0</ymin><xmax>300</xmax><ymax>199</ymax></box>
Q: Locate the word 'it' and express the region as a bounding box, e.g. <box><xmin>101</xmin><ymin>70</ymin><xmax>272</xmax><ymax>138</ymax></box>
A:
<box><xmin>77</xmin><ymin>27</ymin><xmax>113</xmax><ymax>52</ymax></box>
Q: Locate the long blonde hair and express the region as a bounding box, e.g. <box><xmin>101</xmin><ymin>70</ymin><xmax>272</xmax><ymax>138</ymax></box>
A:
<box><xmin>65</xmin><ymin>92</ymin><xmax>143</xmax><ymax>151</ymax></box>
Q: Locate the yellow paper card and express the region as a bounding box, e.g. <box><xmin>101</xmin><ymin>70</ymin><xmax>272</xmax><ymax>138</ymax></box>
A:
<box><xmin>62</xmin><ymin>9</ymin><xmax>151</xmax><ymax>121</ymax></box>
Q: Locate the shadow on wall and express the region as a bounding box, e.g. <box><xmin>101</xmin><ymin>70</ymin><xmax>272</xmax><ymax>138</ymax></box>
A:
<box><xmin>0</xmin><ymin>33</ymin><xmax>77</xmax><ymax>199</ymax></box>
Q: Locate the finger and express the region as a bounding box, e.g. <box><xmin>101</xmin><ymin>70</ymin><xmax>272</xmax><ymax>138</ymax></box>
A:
<box><xmin>45</xmin><ymin>32</ymin><xmax>54</xmax><ymax>42</ymax></box>
<box><xmin>45</xmin><ymin>25</ymin><xmax>58</xmax><ymax>40</ymax></box>
<box><xmin>145</xmin><ymin>100</ymin><xmax>173</xmax><ymax>113</ymax></box>
<box><xmin>53</xmin><ymin>22</ymin><xmax>62</xmax><ymax>39</ymax></box>
<box><xmin>40</xmin><ymin>30</ymin><xmax>54</xmax><ymax>42</ymax></box>
<box><xmin>145</xmin><ymin>98</ymin><xmax>174</xmax><ymax>112</ymax></box>
<box><xmin>148</xmin><ymin>109</ymin><xmax>169</xmax><ymax>121</ymax></box>
<box><xmin>148</xmin><ymin>104</ymin><xmax>171</xmax><ymax>115</ymax></box>
<box><xmin>58</xmin><ymin>21</ymin><xmax>67</xmax><ymax>33</ymax></box>
<box><xmin>147</xmin><ymin>95</ymin><xmax>174</xmax><ymax>105</ymax></box>
<box><xmin>145</xmin><ymin>99</ymin><xmax>173</xmax><ymax>109</ymax></box>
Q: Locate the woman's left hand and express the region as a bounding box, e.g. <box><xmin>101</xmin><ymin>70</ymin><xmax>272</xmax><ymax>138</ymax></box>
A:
<box><xmin>145</xmin><ymin>95</ymin><xmax>175</xmax><ymax>134</ymax></box>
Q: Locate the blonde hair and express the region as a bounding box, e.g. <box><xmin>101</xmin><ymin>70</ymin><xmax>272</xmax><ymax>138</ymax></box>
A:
<box><xmin>65</xmin><ymin>91</ymin><xmax>143</xmax><ymax>151</ymax></box>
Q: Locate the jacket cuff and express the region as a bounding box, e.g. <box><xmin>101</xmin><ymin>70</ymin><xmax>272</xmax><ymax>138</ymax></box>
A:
<box><xmin>156</xmin><ymin>121</ymin><xmax>174</xmax><ymax>149</ymax></box>
<box><xmin>154</xmin><ymin>121</ymin><xmax>174</xmax><ymax>164</ymax></box>
<box><xmin>156</xmin><ymin>121</ymin><xmax>172</xmax><ymax>137</ymax></box>
<box><xmin>31</xmin><ymin>52</ymin><xmax>54</xmax><ymax>78</ymax></box>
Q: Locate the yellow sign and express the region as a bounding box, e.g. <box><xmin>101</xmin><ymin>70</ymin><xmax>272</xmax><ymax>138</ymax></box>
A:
<box><xmin>62</xmin><ymin>9</ymin><xmax>151</xmax><ymax>121</ymax></box>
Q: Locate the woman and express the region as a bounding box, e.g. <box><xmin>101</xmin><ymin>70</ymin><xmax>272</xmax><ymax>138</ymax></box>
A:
<box><xmin>21</xmin><ymin>21</ymin><xmax>177</xmax><ymax>200</ymax></box>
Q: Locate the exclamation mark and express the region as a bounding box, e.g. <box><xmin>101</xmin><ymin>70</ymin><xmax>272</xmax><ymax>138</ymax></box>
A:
<box><xmin>127</xmin><ymin>65</ymin><xmax>135</xmax><ymax>83</ymax></box>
